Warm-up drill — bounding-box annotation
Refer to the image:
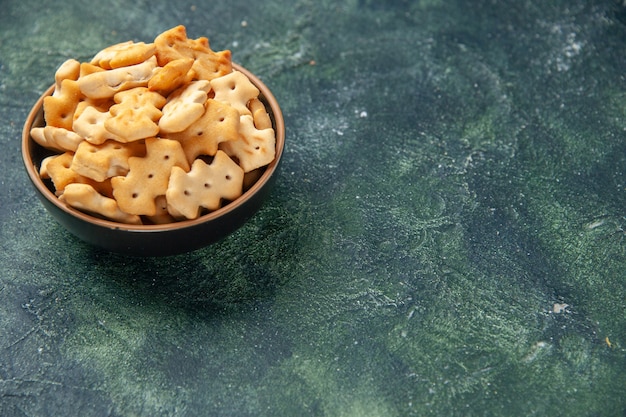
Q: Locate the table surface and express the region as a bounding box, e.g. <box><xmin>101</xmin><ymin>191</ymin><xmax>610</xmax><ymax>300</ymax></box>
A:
<box><xmin>2</xmin><ymin>1</ymin><xmax>625</xmax><ymax>416</ymax></box>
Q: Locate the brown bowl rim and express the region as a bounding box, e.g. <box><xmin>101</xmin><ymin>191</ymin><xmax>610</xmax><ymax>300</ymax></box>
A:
<box><xmin>22</xmin><ymin>63</ymin><xmax>285</xmax><ymax>232</ymax></box>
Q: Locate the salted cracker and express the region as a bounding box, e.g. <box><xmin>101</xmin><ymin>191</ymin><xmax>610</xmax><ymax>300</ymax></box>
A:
<box><xmin>43</xmin><ymin>152</ymin><xmax>100</xmax><ymax>196</ymax></box>
<box><xmin>248</xmin><ymin>98</ymin><xmax>272</xmax><ymax>130</ymax></box>
<box><xmin>219</xmin><ymin>114</ymin><xmax>276</xmax><ymax>172</ymax></box>
<box><xmin>39</xmin><ymin>155</ymin><xmax>55</xmax><ymax>179</ymax></box>
<box><xmin>73</xmin><ymin>105</ymin><xmax>123</xmax><ymax>145</ymax></box>
<box><xmin>79</xmin><ymin>62</ymin><xmax>106</xmax><ymax>77</ymax></box>
<box><xmin>154</xmin><ymin>25</ymin><xmax>232</xmax><ymax>81</ymax></box>
<box><xmin>60</xmin><ymin>183</ymin><xmax>141</xmax><ymax>224</ymax></box>
<box><xmin>111</xmin><ymin>137</ymin><xmax>189</xmax><ymax>216</ymax></box>
<box><xmin>52</xmin><ymin>59</ymin><xmax>80</xmax><ymax>96</ymax></box>
<box><xmin>148</xmin><ymin>57</ymin><xmax>194</xmax><ymax>95</ymax></box>
<box><xmin>163</xmin><ymin>98</ymin><xmax>239</xmax><ymax>164</ymax></box>
<box><xmin>211</xmin><ymin>70</ymin><xmax>259</xmax><ymax>116</ymax></box>
<box><xmin>30</xmin><ymin>126</ymin><xmax>83</xmax><ymax>153</ymax></box>
<box><xmin>158</xmin><ymin>80</ymin><xmax>211</xmax><ymax>133</ymax></box>
<box><xmin>71</xmin><ymin>140</ymin><xmax>145</xmax><ymax>182</ymax></box>
<box><xmin>91</xmin><ymin>41</ymin><xmax>156</xmax><ymax>69</ymax></box>
<box><xmin>43</xmin><ymin>79</ymin><xmax>81</xmax><ymax>130</ymax></box>
<box><xmin>105</xmin><ymin>87</ymin><xmax>166</xmax><ymax>142</ymax></box>
<box><xmin>77</xmin><ymin>56</ymin><xmax>157</xmax><ymax>99</ymax></box>
<box><xmin>166</xmin><ymin>150</ymin><xmax>244</xmax><ymax>219</ymax></box>
<box><xmin>144</xmin><ymin>195</ymin><xmax>176</xmax><ymax>224</ymax></box>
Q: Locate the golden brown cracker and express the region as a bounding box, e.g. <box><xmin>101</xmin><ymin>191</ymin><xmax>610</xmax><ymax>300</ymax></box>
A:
<box><xmin>44</xmin><ymin>152</ymin><xmax>91</xmax><ymax>195</ymax></box>
<box><xmin>148</xmin><ymin>57</ymin><xmax>194</xmax><ymax>95</ymax></box>
<box><xmin>73</xmin><ymin>105</ymin><xmax>123</xmax><ymax>145</ymax></box>
<box><xmin>71</xmin><ymin>140</ymin><xmax>145</xmax><ymax>182</ymax></box>
<box><xmin>154</xmin><ymin>25</ymin><xmax>232</xmax><ymax>81</ymax></box>
<box><xmin>91</xmin><ymin>41</ymin><xmax>156</xmax><ymax>69</ymax></box>
<box><xmin>105</xmin><ymin>87</ymin><xmax>166</xmax><ymax>142</ymax></box>
<box><xmin>30</xmin><ymin>126</ymin><xmax>84</xmax><ymax>153</ymax></box>
<box><xmin>144</xmin><ymin>195</ymin><xmax>177</xmax><ymax>224</ymax></box>
<box><xmin>60</xmin><ymin>183</ymin><xmax>142</xmax><ymax>224</ymax></box>
<box><xmin>53</xmin><ymin>59</ymin><xmax>80</xmax><ymax>94</ymax></box>
<box><xmin>79</xmin><ymin>62</ymin><xmax>106</xmax><ymax>77</ymax></box>
<box><xmin>43</xmin><ymin>79</ymin><xmax>82</xmax><ymax>130</ymax></box>
<box><xmin>220</xmin><ymin>114</ymin><xmax>276</xmax><ymax>172</ymax></box>
<box><xmin>159</xmin><ymin>80</ymin><xmax>211</xmax><ymax>133</ymax></box>
<box><xmin>166</xmin><ymin>150</ymin><xmax>244</xmax><ymax>219</ymax></box>
<box><xmin>248</xmin><ymin>98</ymin><xmax>272</xmax><ymax>130</ymax></box>
<box><xmin>111</xmin><ymin>138</ymin><xmax>189</xmax><ymax>216</ymax></box>
<box><xmin>211</xmin><ymin>70</ymin><xmax>259</xmax><ymax>116</ymax></box>
<box><xmin>163</xmin><ymin>98</ymin><xmax>239</xmax><ymax>163</ymax></box>
<box><xmin>77</xmin><ymin>56</ymin><xmax>157</xmax><ymax>99</ymax></box>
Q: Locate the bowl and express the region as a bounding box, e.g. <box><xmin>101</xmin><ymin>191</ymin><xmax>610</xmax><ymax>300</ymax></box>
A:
<box><xmin>22</xmin><ymin>64</ymin><xmax>285</xmax><ymax>257</ymax></box>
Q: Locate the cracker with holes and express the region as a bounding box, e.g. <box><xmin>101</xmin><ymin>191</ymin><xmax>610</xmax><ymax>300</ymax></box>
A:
<box><xmin>105</xmin><ymin>87</ymin><xmax>166</xmax><ymax>142</ymax></box>
<box><xmin>145</xmin><ymin>195</ymin><xmax>176</xmax><ymax>224</ymax></box>
<box><xmin>220</xmin><ymin>114</ymin><xmax>276</xmax><ymax>172</ymax></box>
<box><xmin>154</xmin><ymin>25</ymin><xmax>232</xmax><ymax>81</ymax></box>
<box><xmin>44</xmin><ymin>152</ymin><xmax>113</xmax><ymax>197</ymax></box>
<box><xmin>163</xmin><ymin>98</ymin><xmax>240</xmax><ymax>163</ymax></box>
<box><xmin>111</xmin><ymin>138</ymin><xmax>189</xmax><ymax>216</ymax></box>
<box><xmin>73</xmin><ymin>105</ymin><xmax>123</xmax><ymax>145</ymax></box>
<box><xmin>60</xmin><ymin>183</ymin><xmax>142</xmax><ymax>224</ymax></box>
<box><xmin>43</xmin><ymin>79</ymin><xmax>81</xmax><ymax>130</ymax></box>
<box><xmin>211</xmin><ymin>70</ymin><xmax>259</xmax><ymax>116</ymax></box>
<box><xmin>71</xmin><ymin>140</ymin><xmax>145</xmax><ymax>182</ymax></box>
<box><xmin>166</xmin><ymin>150</ymin><xmax>244</xmax><ymax>219</ymax></box>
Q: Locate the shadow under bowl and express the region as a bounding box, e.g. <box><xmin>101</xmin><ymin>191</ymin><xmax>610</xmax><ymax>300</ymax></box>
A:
<box><xmin>22</xmin><ymin>64</ymin><xmax>285</xmax><ymax>257</ymax></box>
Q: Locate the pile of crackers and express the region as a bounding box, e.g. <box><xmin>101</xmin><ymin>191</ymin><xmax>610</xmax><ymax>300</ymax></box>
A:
<box><xmin>31</xmin><ymin>25</ymin><xmax>276</xmax><ymax>225</ymax></box>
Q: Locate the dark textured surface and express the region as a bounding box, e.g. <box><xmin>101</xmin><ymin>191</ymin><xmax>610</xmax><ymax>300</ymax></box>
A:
<box><xmin>1</xmin><ymin>0</ymin><xmax>625</xmax><ymax>416</ymax></box>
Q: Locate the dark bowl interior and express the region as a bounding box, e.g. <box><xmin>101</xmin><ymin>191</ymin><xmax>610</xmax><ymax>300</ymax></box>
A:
<box><xmin>22</xmin><ymin>64</ymin><xmax>285</xmax><ymax>257</ymax></box>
